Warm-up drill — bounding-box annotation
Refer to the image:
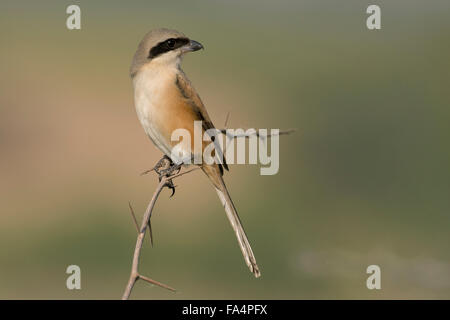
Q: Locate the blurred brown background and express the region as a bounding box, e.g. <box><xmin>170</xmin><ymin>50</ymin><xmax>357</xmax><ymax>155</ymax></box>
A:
<box><xmin>0</xmin><ymin>0</ymin><xmax>449</xmax><ymax>299</ymax></box>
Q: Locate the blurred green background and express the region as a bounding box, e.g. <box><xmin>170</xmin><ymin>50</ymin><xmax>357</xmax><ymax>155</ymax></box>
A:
<box><xmin>0</xmin><ymin>0</ymin><xmax>449</xmax><ymax>299</ymax></box>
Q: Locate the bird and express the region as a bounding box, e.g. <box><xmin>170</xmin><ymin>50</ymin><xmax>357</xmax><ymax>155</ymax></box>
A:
<box><xmin>130</xmin><ymin>28</ymin><xmax>260</xmax><ymax>277</ymax></box>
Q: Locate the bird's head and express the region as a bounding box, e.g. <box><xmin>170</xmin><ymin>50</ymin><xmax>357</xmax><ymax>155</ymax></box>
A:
<box><xmin>130</xmin><ymin>28</ymin><xmax>203</xmax><ymax>77</ymax></box>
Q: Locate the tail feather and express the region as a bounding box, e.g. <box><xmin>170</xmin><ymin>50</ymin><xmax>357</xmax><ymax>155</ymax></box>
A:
<box><xmin>215</xmin><ymin>187</ymin><xmax>260</xmax><ymax>277</ymax></box>
<box><xmin>202</xmin><ymin>165</ymin><xmax>260</xmax><ymax>277</ymax></box>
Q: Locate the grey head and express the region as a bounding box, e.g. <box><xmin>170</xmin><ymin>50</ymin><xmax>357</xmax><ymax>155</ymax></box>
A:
<box><xmin>130</xmin><ymin>28</ymin><xmax>203</xmax><ymax>78</ymax></box>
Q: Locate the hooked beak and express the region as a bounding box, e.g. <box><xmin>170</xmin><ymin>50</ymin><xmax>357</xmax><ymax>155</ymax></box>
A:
<box><xmin>183</xmin><ymin>40</ymin><xmax>204</xmax><ymax>53</ymax></box>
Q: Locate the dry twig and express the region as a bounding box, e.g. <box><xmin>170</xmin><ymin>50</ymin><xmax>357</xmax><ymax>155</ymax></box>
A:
<box><xmin>122</xmin><ymin>167</ymin><xmax>199</xmax><ymax>300</ymax></box>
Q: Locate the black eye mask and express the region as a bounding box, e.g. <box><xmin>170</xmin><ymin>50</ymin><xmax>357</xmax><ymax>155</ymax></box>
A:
<box><xmin>148</xmin><ymin>37</ymin><xmax>190</xmax><ymax>59</ymax></box>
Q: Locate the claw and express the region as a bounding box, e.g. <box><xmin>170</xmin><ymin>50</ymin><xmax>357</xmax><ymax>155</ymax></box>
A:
<box><xmin>150</xmin><ymin>156</ymin><xmax>183</xmax><ymax>198</ymax></box>
<box><xmin>169</xmin><ymin>185</ymin><xmax>176</xmax><ymax>197</ymax></box>
<box><xmin>165</xmin><ymin>179</ymin><xmax>176</xmax><ymax>197</ymax></box>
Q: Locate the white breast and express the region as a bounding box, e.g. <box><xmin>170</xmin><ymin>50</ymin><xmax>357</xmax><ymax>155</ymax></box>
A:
<box><xmin>132</xmin><ymin>65</ymin><xmax>175</xmax><ymax>157</ymax></box>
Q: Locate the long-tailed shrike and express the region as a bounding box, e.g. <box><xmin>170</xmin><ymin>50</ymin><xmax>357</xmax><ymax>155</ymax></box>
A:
<box><xmin>130</xmin><ymin>28</ymin><xmax>260</xmax><ymax>277</ymax></box>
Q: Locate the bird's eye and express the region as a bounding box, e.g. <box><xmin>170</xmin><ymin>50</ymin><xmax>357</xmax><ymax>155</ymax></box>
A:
<box><xmin>166</xmin><ymin>39</ymin><xmax>176</xmax><ymax>48</ymax></box>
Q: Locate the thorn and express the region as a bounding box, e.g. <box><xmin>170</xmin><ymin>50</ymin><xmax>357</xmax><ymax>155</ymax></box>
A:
<box><xmin>167</xmin><ymin>181</ymin><xmax>176</xmax><ymax>198</ymax></box>
<box><xmin>224</xmin><ymin>111</ymin><xmax>231</xmax><ymax>128</ymax></box>
<box><xmin>128</xmin><ymin>202</ymin><xmax>139</xmax><ymax>233</ymax></box>
<box><xmin>138</xmin><ymin>274</ymin><xmax>177</xmax><ymax>292</ymax></box>
<box><xmin>140</xmin><ymin>167</ymin><xmax>156</xmax><ymax>176</ymax></box>
<box><xmin>147</xmin><ymin>220</ymin><xmax>153</xmax><ymax>247</ymax></box>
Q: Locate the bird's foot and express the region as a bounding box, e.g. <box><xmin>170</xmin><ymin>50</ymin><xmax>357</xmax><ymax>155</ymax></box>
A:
<box><xmin>144</xmin><ymin>156</ymin><xmax>181</xmax><ymax>197</ymax></box>
<box><xmin>141</xmin><ymin>156</ymin><xmax>182</xmax><ymax>197</ymax></box>
<box><xmin>154</xmin><ymin>155</ymin><xmax>173</xmax><ymax>175</ymax></box>
<box><xmin>158</xmin><ymin>162</ymin><xmax>182</xmax><ymax>197</ymax></box>
<box><xmin>158</xmin><ymin>162</ymin><xmax>182</xmax><ymax>178</ymax></box>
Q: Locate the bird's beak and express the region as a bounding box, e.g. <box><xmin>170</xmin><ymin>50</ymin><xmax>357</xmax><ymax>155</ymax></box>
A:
<box><xmin>184</xmin><ymin>40</ymin><xmax>204</xmax><ymax>52</ymax></box>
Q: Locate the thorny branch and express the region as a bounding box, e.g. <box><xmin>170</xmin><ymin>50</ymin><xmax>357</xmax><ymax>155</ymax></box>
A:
<box><xmin>122</xmin><ymin>162</ymin><xmax>200</xmax><ymax>300</ymax></box>
<box><xmin>122</xmin><ymin>117</ymin><xmax>295</xmax><ymax>299</ymax></box>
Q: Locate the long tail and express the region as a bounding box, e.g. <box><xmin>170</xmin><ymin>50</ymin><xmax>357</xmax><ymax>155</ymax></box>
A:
<box><xmin>202</xmin><ymin>166</ymin><xmax>261</xmax><ymax>277</ymax></box>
